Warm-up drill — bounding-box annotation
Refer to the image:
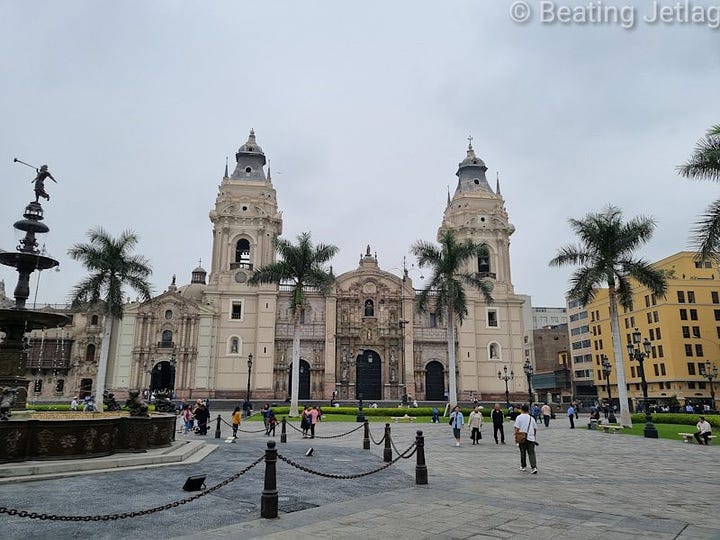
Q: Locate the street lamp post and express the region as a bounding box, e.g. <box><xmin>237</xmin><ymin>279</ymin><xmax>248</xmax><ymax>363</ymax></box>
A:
<box><xmin>246</xmin><ymin>353</ymin><xmax>253</xmax><ymax>404</ymax></box>
<box><xmin>702</xmin><ymin>361</ymin><xmax>718</xmax><ymax>412</ymax></box>
<box><xmin>523</xmin><ymin>359</ymin><xmax>534</xmax><ymax>405</ymax></box>
<box><xmin>600</xmin><ymin>354</ymin><xmax>617</xmax><ymax>424</ymax></box>
<box><xmin>626</xmin><ymin>328</ymin><xmax>657</xmax><ymax>438</ymax></box>
<box><xmin>497</xmin><ymin>366</ymin><xmax>514</xmax><ymax>410</ymax></box>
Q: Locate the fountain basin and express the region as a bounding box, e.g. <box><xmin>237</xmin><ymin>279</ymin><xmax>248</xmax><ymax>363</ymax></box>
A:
<box><xmin>0</xmin><ymin>412</ymin><xmax>176</xmax><ymax>463</ymax></box>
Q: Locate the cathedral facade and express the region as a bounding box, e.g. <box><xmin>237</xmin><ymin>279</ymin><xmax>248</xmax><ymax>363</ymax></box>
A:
<box><xmin>20</xmin><ymin>131</ymin><xmax>529</xmax><ymax>404</ymax></box>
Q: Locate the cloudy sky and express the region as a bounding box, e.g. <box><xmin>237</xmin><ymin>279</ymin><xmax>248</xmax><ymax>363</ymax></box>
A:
<box><xmin>1</xmin><ymin>0</ymin><xmax>718</xmax><ymax>308</ymax></box>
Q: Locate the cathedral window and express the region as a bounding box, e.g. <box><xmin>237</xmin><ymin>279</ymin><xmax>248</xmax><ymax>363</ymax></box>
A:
<box><xmin>235</xmin><ymin>239</ymin><xmax>252</xmax><ymax>269</ymax></box>
<box><xmin>161</xmin><ymin>330</ymin><xmax>173</xmax><ymax>347</ymax></box>
<box><xmin>55</xmin><ymin>379</ymin><xmax>65</xmax><ymax>393</ymax></box>
<box><xmin>478</xmin><ymin>255</ymin><xmax>490</xmax><ymax>274</ymax></box>
<box><xmin>231</xmin><ymin>300</ymin><xmax>244</xmax><ymax>320</ymax></box>
<box><xmin>165</xmin><ymin>310</ymin><xmax>173</xmax><ymax>320</ymax></box>
<box><xmin>487</xmin><ymin>309</ymin><xmax>498</xmax><ymax>328</ymax></box>
<box><xmin>85</xmin><ymin>344</ymin><xmax>96</xmax><ymax>362</ymax></box>
<box><xmin>299</xmin><ymin>308</ymin><xmax>306</xmax><ymax>324</ymax></box>
<box><xmin>90</xmin><ymin>314</ymin><xmax>99</xmax><ymax>326</ymax></box>
<box><xmin>364</xmin><ymin>299</ymin><xmax>374</xmax><ymax>317</ymax></box>
<box><xmin>429</xmin><ymin>313</ymin><xmax>437</xmax><ymax>328</ymax></box>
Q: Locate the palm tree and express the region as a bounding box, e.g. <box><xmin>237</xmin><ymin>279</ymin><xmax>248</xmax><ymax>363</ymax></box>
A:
<box><xmin>411</xmin><ymin>229</ymin><xmax>493</xmax><ymax>407</ymax></box>
<box><xmin>678</xmin><ymin>124</ymin><xmax>720</xmax><ymax>262</ymax></box>
<box><xmin>549</xmin><ymin>206</ymin><xmax>667</xmax><ymax>427</ymax></box>
<box><xmin>248</xmin><ymin>232</ymin><xmax>338</xmax><ymax>417</ymax></box>
<box><xmin>68</xmin><ymin>228</ymin><xmax>152</xmax><ymax>411</ymax></box>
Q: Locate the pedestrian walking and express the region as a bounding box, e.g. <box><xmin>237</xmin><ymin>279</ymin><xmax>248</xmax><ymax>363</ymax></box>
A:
<box><xmin>265</xmin><ymin>411</ymin><xmax>277</xmax><ymax>436</ymax></box>
<box><xmin>301</xmin><ymin>405</ymin><xmax>311</xmax><ymax>438</ymax></box>
<box><xmin>468</xmin><ymin>406</ymin><xmax>483</xmax><ymax>445</ymax></box>
<box><xmin>182</xmin><ymin>405</ymin><xmax>193</xmax><ymax>434</ymax></box>
<box><xmin>572</xmin><ymin>399</ymin><xmax>579</xmax><ymax>419</ymax></box>
<box><xmin>514</xmin><ymin>404</ymin><xmax>538</xmax><ymax>474</ymax></box>
<box><xmin>567</xmin><ymin>405</ymin><xmax>575</xmax><ymax>429</ymax></box>
<box><xmin>231</xmin><ymin>406</ymin><xmax>241</xmax><ymax>438</ymax></box>
<box><xmin>491</xmin><ymin>403</ymin><xmax>506</xmax><ymax>444</ymax></box>
<box><xmin>541</xmin><ymin>403</ymin><xmax>551</xmax><ymax>427</ymax></box>
<box><xmin>309</xmin><ymin>405</ymin><xmax>320</xmax><ymax>438</ymax></box>
<box><xmin>450</xmin><ymin>405</ymin><xmax>464</xmax><ymax>447</ymax></box>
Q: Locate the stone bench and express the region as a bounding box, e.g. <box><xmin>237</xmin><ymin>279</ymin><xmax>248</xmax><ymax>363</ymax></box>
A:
<box><xmin>679</xmin><ymin>432</ymin><xmax>716</xmax><ymax>444</ymax></box>
<box><xmin>598</xmin><ymin>424</ymin><xmax>623</xmax><ymax>434</ymax></box>
<box><xmin>391</xmin><ymin>415</ymin><xmax>416</xmax><ymax>423</ymax></box>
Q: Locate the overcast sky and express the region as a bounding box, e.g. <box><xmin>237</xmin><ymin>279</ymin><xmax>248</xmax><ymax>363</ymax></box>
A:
<box><xmin>1</xmin><ymin>1</ymin><xmax>718</xmax><ymax>309</ymax></box>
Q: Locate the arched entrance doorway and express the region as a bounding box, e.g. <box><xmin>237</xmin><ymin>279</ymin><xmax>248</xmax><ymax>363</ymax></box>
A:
<box><xmin>150</xmin><ymin>361</ymin><xmax>175</xmax><ymax>393</ymax></box>
<box><xmin>425</xmin><ymin>361</ymin><xmax>445</xmax><ymax>401</ymax></box>
<box><xmin>288</xmin><ymin>359</ymin><xmax>311</xmax><ymax>400</ymax></box>
<box><xmin>356</xmin><ymin>349</ymin><xmax>381</xmax><ymax>400</ymax></box>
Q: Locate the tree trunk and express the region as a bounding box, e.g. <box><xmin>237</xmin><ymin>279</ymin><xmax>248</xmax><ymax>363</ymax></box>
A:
<box><xmin>608</xmin><ymin>287</ymin><xmax>632</xmax><ymax>427</ymax></box>
<box><xmin>289</xmin><ymin>310</ymin><xmax>301</xmax><ymax>417</ymax></box>
<box><xmin>447</xmin><ymin>306</ymin><xmax>458</xmax><ymax>406</ymax></box>
<box><xmin>94</xmin><ymin>315</ymin><xmax>114</xmax><ymax>412</ymax></box>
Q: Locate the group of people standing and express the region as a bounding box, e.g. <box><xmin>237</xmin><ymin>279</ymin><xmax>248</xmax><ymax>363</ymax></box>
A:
<box><xmin>449</xmin><ymin>403</ymin><xmax>539</xmax><ymax>474</ymax></box>
<box><xmin>180</xmin><ymin>399</ymin><xmax>210</xmax><ymax>435</ymax></box>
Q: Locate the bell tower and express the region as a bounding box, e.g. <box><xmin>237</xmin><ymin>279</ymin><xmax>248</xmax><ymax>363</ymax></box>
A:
<box><xmin>438</xmin><ymin>139</ymin><xmax>525</xmax><ymax>402</ymax></box>
<box><xmin>204</xmin><ymin>130</ymin><xmax>282</xmax><ymax>398</ymax></box>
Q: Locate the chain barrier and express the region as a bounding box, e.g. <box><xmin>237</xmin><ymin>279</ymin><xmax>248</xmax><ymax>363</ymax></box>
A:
<box><xmin>367</xmin><ymin>425</ymin><xmax>385</xmax><ymax>445</ymax></box>
<box><xmin>276</xmin><ymin>441</ymin><xmax>416</xmax><ymax>480</ymax></box>
<box><xmin>284</xmin><ymin>421</ymin><xmax>364</xmax><ymax>439</ymax></box>
<box><xmin>217</xmin><ymin>415</ymin><xmax>267</xmax><ymax>433</ymax></box>
<box><xmin>0</xmin><ymin>455</ymin><xmax>265</xmax><ymax>522</ymax></box>
<box><xmin>387</xmin><ymin>434</ymin><xmax>418</xmax><ymax>459</ymax></box>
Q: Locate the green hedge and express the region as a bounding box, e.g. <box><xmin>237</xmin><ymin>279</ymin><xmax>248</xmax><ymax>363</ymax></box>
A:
<box><xmin>266</xmin><ymin>405</ymin><xmax>498</xmax><ymax>418</ymax></box>
<box><xmin>630</xmin><ymin>413</ymin><xmax>720</xmax><ymax>428</ymax></box>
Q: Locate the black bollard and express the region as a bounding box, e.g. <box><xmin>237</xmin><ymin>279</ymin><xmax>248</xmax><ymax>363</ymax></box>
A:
<box><xmin>363</xmin><ymin>420</ymin><xmax>370</xmax><ymax>450</ymax></box>
<box><xmin>261</xmin><ymin>441</ymin><xmax>278</xmax><ymax>518</ymax></box>
<box><xmin>415</xmin><ymin>430</ymin><xmax>428</xmax><ymax>485</ymax></box>
<box><xmin>214</xmin><ymin>414</ymin><xmax>222</xmax><ymax>439</ymax></box>
<box><xmin>383</xmin><ymin>423</ymin><xmax>392</xmax><ymax>462</ymax></box>
<box><xmin>280</xmin><ymin>416</ymin><xmax>287</xmax><ymax>443</ymax></box>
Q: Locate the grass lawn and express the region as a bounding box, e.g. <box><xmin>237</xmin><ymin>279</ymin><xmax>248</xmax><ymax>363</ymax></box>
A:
<box><xmin>594</xmin><ymin>422</ymin><xmax>704</xmax><ymax>442</ymax></box>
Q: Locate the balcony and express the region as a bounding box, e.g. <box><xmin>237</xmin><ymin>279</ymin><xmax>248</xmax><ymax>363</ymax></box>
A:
<box><xmin>477</xmin><ymin>272</ymin><xmax>497</xmax><ymax>279</ymax></box>
<box><xmin>230</xmin><ymin>262</ymin><xmax>253</xmax><ymax>271</ymax></box>
<box><xmin>157</xmin><ymin>341</ymin><xmax>175</xmax><ymax>348</ymax></box>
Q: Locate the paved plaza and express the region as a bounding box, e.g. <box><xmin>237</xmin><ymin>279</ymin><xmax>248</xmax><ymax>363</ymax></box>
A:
<box><xmin>1</xmin><ymin>413</ymin><xmax>719</xmax><ymax>539</ymax></box>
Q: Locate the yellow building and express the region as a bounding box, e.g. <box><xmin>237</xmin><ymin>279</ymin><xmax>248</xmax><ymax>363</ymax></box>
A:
<box><xmin>588</xmin><ymin>252</ymin><xmax>720</xmax><ymax>411</ymax></box>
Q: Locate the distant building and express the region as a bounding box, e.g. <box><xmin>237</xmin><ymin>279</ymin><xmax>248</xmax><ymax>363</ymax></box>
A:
<box><xmin>566</xmin><ymin>297</ymin><xmax>596</xmax><ymax>406</ymax></box>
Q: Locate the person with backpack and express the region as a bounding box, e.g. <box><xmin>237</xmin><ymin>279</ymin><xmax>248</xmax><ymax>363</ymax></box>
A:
<box><xmin>514</xmin><ymin>404</ymin><xmax>538</xmax><ymax>474</ymax></box>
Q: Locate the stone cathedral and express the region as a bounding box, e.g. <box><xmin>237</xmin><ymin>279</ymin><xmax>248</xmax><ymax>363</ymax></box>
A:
<box><xmin>20</xmin><ymin>131</ymin><xmax>528</xmax><ymax>404</ymax></box>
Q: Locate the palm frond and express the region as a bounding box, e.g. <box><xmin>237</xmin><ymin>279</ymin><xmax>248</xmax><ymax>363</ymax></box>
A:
<box><xmin>620</xmin><ymin>258</ymin><xmax>668</xmax><ymax>299</ymax></box>
<box><xmin>691</xmin><ymin>198</ymin><xmax>720</xmax><ymax>263</ymax></box>
<box><xmin>549</xmin><ymin>245</ymin><xmax>589</xmax><ymax>267</ymax></box>
<box><xmin>678</xmin><ymin>124</ymin><xmax>720</xmax><ymax>182</ymax></box>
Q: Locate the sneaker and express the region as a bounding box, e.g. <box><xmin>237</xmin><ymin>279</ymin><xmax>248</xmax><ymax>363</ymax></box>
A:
<box><xmin>455</xmin><ymin>442</ymin><xmax>460</xmax><ymax>447</ymax></box>
<box><xmin>531</xmin><ymin>468</ymin><xmax>538</xmax><ymax>474</ymax></box>
<box><xmin>520</xmin><ymin>467</ymin><xmax>527</xmax><ymax>471</ymax></box>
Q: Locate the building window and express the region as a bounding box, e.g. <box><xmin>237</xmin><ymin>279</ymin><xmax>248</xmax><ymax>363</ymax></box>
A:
<box><xmin>653</xmin><ymin>311</ymin><xmax>659</xmax><ymax>323</ymax></box>
<box><xmin>91</xmin><ymin>314</ymin><xmax>99</xmax><ymax>326</ymax></box>
<box><xmin>624</xmin><ymin>318</ymin><xmax>630</xmax><ymax>329</ymax></box>
<box><xmin>715</xmin><ymin>309</ymin><xmax>720</xmax><ymax>321</ymax></box>
<box><xmin>696</xmin><ymin>344</ymin><xmax>704</xmax><ymax>357</ymax></box>
<box><xmin>712</xmin><ymin>291</ymin><xmax>719</xmax><ymax>304</ymax></box>
<box><xmin>55</xmin><ymin>379</ymin><xmax>65</xmax><ymax>393</ymax></box>
<box><xmin>680</xmin><ymin>309</ymin><xmax>688</xmax><ymax>320</ymax></box>
<box><xmin>687</xmin><ymin>291</ymin><xmax>696</xmax><ymax>303</ymax></box>
<box><xmin>299</xmin><ymin>309</ymin><xmax>306</xmax><ymax>324</ymax></box>
<box><xmin>655</xmin><ymin>328</ymin><xmax>661</xmax><ymax>340</ymax></box>
<box><xmin>651</xmin><ymin>294</ymin><xmax>657</xmax><ymax>306</ymax></box>
<box><xmin>429</xmin><ymin>313</ymin><xmax>437</xmax><ymax>328</ymax></box>
<box><xmin>653</xmin><ymin>364</ymin><xmax>659</xmax><ymax>376</ymax></box>
<box><xmin>631</xmin><ymin>366</ymin><xmax>636</xmax><ymax>378</ymax></box>
<box><xmin>364</xmin><ymin>299</ymin><xmax>375</xmax><ymax>317</ymax></box>
<box><xmin>717</xmin><ymin>326</ymin><xmax>720</xmax><ymax>339</ymax></box>
<box><xmin>690</xmin><ymin>309</ymin><xmax>698</xmax><ymax>321</ymax></box>
<box><xmin>478</xmin><ymin>255</ymin><xmax>490</xmax><ymax>274</ymax></box>
<box><xmin>231</xmin><ymin>301</ymin><xmax>243</xmax><ymax>320</ymax></box>
<box><xmin>165</xmin><ymin>310</ymin><xmax>173</xmax><ymax>320</ymax></box>
<box><xmin>651</xmin><ymin>346</ymin><xmax>657</xmax><ymax>359</ymax></box>
<box><xmin>487</xmin><ymin>309</ymin><xmax>498</xmax><ymax>328</ymax></box>
<box><xmin>235</xmin><ymin>238</ymin><xmax>251</xmax><ymax>268</ymax></box>
<box><xmin>161</xmin><ymin>330</ymin><xmax>173</xmax><ymax>346</ymax></box>
<box><xmin>688</xmin><ymin>381</ymin><xmax>696</xmax><ymax>389</ymax></box>
<box><xmin>699</xmin><ymin>382</ymin><xmax>707</xmax><ymax>389</ymax></box>
<box><xmin>630</xmin><ymin>316</ymin><xmax>635</xmax><ymax>327</ymax></box>
<box><xmin>682</xmin><ymin>326</ymin><xmax>690</xmax><ymax>338</ymax></box>
<box><xmin>687</xmin><ymin>362</ymin><xmax>696</xmax><ymax>375</ymax></box>
<box><xmin>677</xmin><ymin>291</ymin><xmax>685</xmax><ymax>303</ymax></box>
<box><xmin>658</xmin><ymin>345</ymin><xmax>664</xmax><ymax>358</ymax></box>
<box><xmin>660</xmin><ymin>363</ymin><xmax>666</xmax><ymax>376</ymax></box>
<box><xmin>644</xmin><ymin>295</ymin><xmax>650</xmax><ymax>307</ymax></box>
<box><xmin>85</xmin><ymin>344</ymin><xmax>96</xmax><ymax>363</ymax></box>
<box><xmin>685</xmin><ymin>344</ymin><xmax>693</xmax><ymax>356</ymax></box>
<box><xmin>646</xmin><ymin>312</ymin><xmax>652</xmax><ymax>324</ymax></box>
<box><xmin>692</xmin><ymin>326</ymin><xmax>701</xmax><ymax>338</ymax></box>
<box><xmin>649</xmin><ymin>328</ymin><xmax>655</xmax><ymax>340</ymax></box>
<box><xmin>33</xmin><ymin>379</ymin><xmax>43</xmax><ymax>393</ymax></box>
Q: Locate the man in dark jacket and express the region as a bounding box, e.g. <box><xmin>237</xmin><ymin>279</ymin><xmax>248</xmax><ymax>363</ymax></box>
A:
<box><xmin>491</xmin><ymin>403</ymin><xmax>506</xmax><ymax>444</ymax></box>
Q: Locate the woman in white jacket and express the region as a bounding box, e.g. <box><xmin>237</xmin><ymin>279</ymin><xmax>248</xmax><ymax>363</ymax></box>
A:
<box><xmin>468</xmin><ymin>406</ymin><xmax>484</xmax><ymax>445</ymax></box>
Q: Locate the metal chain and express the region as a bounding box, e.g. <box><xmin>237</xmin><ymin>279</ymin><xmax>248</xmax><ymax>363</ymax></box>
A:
<box><xmin>276</xmin><ymin>442</ymin><xmax>415</xmax><ymax>479</ymax></box>
<box><xmin>0</xmin><ymin>455</ymin><xmax>265</xmax><ymax>521</ymax></box>
<box><xmin>284</xmin><ymin>421</ymin><xmax>364</xmax><ymax>439</ymax></box>
<box><xmin>389</xmin><ymin>434</ymin><xmax>418</xmax><ymax>459</ymax></box>
<box><xmin>368</xmin><ymin>426</ymin><xmax>385</xmax><ymax>445</ymax></box>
